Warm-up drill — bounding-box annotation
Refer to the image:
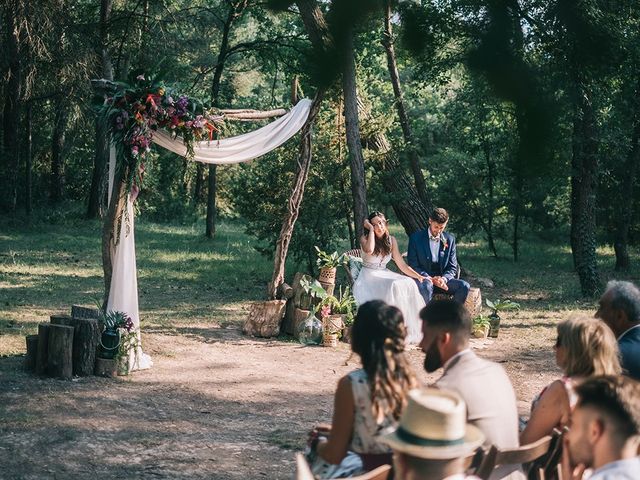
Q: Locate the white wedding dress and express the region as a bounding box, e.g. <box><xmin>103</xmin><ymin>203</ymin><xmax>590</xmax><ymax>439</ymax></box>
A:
<box><xmin>352</xmin><ymin>251</ymin><xmax>425</xmax><ymax>344</ymax></box>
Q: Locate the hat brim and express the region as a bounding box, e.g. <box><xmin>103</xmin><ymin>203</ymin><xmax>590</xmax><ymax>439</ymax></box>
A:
<box><xmin>378</xmin><ymin>424</ymin><xmax>484</xmax><ymax>460</ymax></box>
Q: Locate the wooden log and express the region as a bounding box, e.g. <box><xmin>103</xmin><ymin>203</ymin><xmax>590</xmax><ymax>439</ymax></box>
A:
<box><xmin>464</xmin><ymin>287</ymin><xmax>482</xmax><ymax>318</ymax></box>
<box><xmin>35</xmin><ymin>323</ymin><xmax>51</xmax><ymax>375</ymax></box>
<box><xmin>242</xmin><ymin>300</ymin><xmax>287</xmax><ymax>338</ymax></box>
<box><xmin>70</xmin><ymin>317</ymin><xmax>100</xmax><ymax>376</ymax></box>
<box><xmin>283</xmin><ymin>272</ymin><xmax>305</xmax><ymax>335</ymax></box>
<box><xmin>279</xmin><ymin>282</ymin><xmax>294</xmax><ymax>299</ymax></box>
<box><xmin>94</xmin><ymin>357</ymin><xmax>117</xmax><ymax>378</ymax></box>
<box><xmin>47</xmin><ymin>324</ymin><xmax>74</xmax><ymax>380</ymax></box>
<box><xmin>25</xmin><ymin>335</ymin><xmax>38</xmax><ymax>371</ymax></box>
<box><xmin>50</xmin><ymin>314</ymin><xmax>73</xmax><ymax>326</ymax></box>
<box><xmin>293</xmin><ymin>308</ymin><xmax>312</xmax><ymax>340</ymax></box>
<box><xmin>71</xmin><ymin>305</ymin><xmax>101</xmax><ymax>321</ymax></box>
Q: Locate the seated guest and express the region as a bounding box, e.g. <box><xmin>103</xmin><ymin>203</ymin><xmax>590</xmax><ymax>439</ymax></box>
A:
<box><xmin>353</xmin><ymin>211</ymin><xmax>427</xmax><ymax>343</ymax></box>
<box><xmin>420</xmin><ymin>300</ymin><xmax>523</xmax><ymax>480</ymax></box>
<box><xmin>407</xmin><ymin>207</ymin><xmax>470</xmax><ymax>305</ymax></box>
<box><xmin>379</xmin><ymin>387</ymin><xmax>485</xmax><ymax>480</ymax></box>
<box><xmin>595</xmin><ymin>280</ymin><xmax>640</xmax><ymax>380</ymax></box>
<box><xmin>307</xmin><ymin>300</ymin><xmax>417</xmax><ymax>478</ymax></box>
<box><xmin>562</xmin><ymin>376</ymin><xmax>640</xmax><ymax>480</ymax></box>
<box><xmin>521</xmin><ymin>316</ymin><xmax>621</xmax><ymax>445</ymax></box>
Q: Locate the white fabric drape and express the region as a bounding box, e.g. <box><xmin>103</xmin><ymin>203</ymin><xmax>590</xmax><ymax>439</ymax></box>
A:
<box><xmin>152</xmin><ymin>98</ymin><xmax>312</xmax><ymax>164</ymax></box>
<box><xmin>106</xmin><ymin>99</ymin><xmax>312</xmax><ymax>371</ymax></box>
<box><xmin>106</xmin><ymin>195</ymin><xmax>153</xmax><ymax>372</ymax></box>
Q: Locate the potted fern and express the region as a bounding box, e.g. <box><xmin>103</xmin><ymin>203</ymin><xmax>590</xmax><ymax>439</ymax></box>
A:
<box><xmin>315</xmin><ymin>246</ymin><xmax>346</xmax><ymax>295</ymax></box>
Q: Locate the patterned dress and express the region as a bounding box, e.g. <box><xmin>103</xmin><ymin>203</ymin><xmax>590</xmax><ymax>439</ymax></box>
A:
<box><xmin>309</xmin><ymin>369</ymin><xmax>395</xmax><ymax>478</ymax></box>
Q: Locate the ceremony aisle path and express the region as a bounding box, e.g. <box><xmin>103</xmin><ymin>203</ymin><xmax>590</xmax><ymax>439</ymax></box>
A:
<box><xmin>0</xmin><ymin>314</ymin><xmax>562</xmax><ymax>480</ymax></box>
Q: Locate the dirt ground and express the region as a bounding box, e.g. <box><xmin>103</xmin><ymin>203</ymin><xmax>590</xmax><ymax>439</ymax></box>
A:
<box><xmin>0</xmin><ymin>312</ymin><xmax>563</xmax><ymax>480</ymax></box>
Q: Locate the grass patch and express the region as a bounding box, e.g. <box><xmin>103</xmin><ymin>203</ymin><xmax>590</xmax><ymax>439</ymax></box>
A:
<box><xmin>2</xmin><ymin>215</ymin><xmax>640</xmax><ymax>356</ymax></box>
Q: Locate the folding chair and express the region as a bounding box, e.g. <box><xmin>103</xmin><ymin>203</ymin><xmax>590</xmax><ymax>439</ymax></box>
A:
<box><xmin>475</xmin><ymin>433</ymin><xmax>557</xmax><ymax>480</ymax></box>
<box><xmin>295</xmin><ymin>452</ymin><xmax>391</xmax><ymax>480</ymax></box>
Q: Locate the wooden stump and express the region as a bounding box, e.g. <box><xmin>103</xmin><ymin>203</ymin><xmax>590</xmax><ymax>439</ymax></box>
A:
<box><xmin>25</xmin><ymin>335</ymin><xmax>38</xmax><ymax>371</ymax></box>
<box><xmin>70</xmin><ymin>318</ymin><xmax>100</xmax><ymax>376</ymax></box>
<box><xmin>464</xmin><ymin>287</ymin><xmax>482</xmax><ymax>318</ymax></box>
<box><xmin>35</xmin><ymin>323</ymin><xmax>51</xmax><ymax>375</ymax></box>
<box><xmin>94</xmin><ymin>357</ymin><xmax>117</xmax><ymax>378</ymax></box>
<box><xmin>47</xmin><ymin>324</ymin><xmax>74</xmax><ymax>380</ymax></box>
<box><xmin>242</xmin><ymin>300</ymin><xmax>286</xmax><ymax>338</ymax></box>
<box><xmin>293</xmin><ymin>308</ymin><xmax>312</xmax><ymax>339</ymax></box>
<box><xmin>283</xmin><ymin>272</ymin><xmax>305</xmax><ymax>335</ymax></box>
<box><xmin>50</xmin><ymin>314</ymin><xmax>73</xmax><ymax>326</ymax></box>
<box><xmin>71</xmin><ymin>305</ymin><xmax>101</xmax><ymax>320</ymax></box>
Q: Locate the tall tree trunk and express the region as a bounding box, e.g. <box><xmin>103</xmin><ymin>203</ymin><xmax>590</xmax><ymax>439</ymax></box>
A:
<box><xmin>2</xmin><ymin>1</ymin><xmax>22</xmax><ymax>213</ymax></box>
<box><xmin>342</xmin><ymin>26</ymin><xmax>368</xmax><ymax>239</ymax></box>
<box><xmin>193</xmin><ymin>163</ymin><xmax>204</xmax><ymax>206</ymax></box>
<box><xmin>570</xmin><ymin>78</ymin><xmax>601</xmax><ymax>296</ymax></box>
<box><xmin>87</xmin><ymin>0</ymin><xmax>114</xmax><ymax>219</ymax></box>
<box><xmin>357</xmin><ymin>97</ymin><xmax>430</xmax><ymax>235</ymax></box>
<box><xmin>381</xmin><ymin>0</ymin><xmax>432</xmax><ymax>212</ymax></box>
<box><xmin>50</xmin><ymin>98</ymin><xmax>67</xmax><ymax>204</ymax></box>
<box><xmin>614</xmin><ymin>78</ymin><xmax>640</xmax><ymax>271</ymax></box>
<box><xmin>206</xmin><ymin>165</ymin><xmax>217</xmax><ymax>238</ymax></box>
<box><xmin>205</xmin><ymin>1</ymin><xmax>247</xmax><ymax>238</ymax></box>
<box><xmin>267</xmin><ymin>93</ymin><xmax>324</xmax><ymax>299</ymax></box>
<box><xmin>24</xmin><ymin>101</ymin><xmax>32</xmax><ymax>216</ymax></box>
<box><xmin>296</xmin><ymin>0</ymin><xmax>429</xmax><ymax>236</ymax></box>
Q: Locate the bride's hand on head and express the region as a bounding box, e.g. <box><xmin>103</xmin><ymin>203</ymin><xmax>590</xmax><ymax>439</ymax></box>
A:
<box><xmin>363</xmin><ymin>219</ymin><xmax>373</xmax><ymax>231</ymax></box>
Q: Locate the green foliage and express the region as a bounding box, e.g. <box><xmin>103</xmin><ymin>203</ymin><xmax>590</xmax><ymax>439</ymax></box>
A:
<box><xmin>472</xmin><ymin>315</ymin><xmax>491</xmax><ymax>329</ymax></box>
<box><xmin>314</xmin><ymin>246</ymin><xmax>346</xmax><ymax>270</ymax></box>
<box><xmin>485</xmin><ymin>299</ymin><xmax>521</xmax><ymax>315</ymax></box>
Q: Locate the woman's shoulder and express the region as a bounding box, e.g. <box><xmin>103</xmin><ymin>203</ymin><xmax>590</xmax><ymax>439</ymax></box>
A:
<box><xmin>347</xmin><ymin>369</ymin><xmax>367</xmax><ymax>383</ymax></box>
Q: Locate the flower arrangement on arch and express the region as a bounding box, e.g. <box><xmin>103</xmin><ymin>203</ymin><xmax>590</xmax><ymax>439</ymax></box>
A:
<box><xmin>100</xmin><ymin>70</ymin><xmax>225</xmax><ymax>196</ymax></box>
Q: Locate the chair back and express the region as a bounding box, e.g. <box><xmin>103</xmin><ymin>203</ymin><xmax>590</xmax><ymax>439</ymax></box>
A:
<box><xmin>294</xmin><ymin>452</ymin><xmax>391</xmax><ymax>480</ymax></box>
<box><xmin>476</xmin><ymin>435</ymin><xmax>554</xmax><ymax>480</ymax></box>
<box><xmin>344</xmin><ymin>248</ymin><xmax>363</xmax><ymax>285</ymax></box>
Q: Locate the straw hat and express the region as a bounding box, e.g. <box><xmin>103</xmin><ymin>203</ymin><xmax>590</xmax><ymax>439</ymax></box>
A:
<box><xmin>379</xmin><ymin>388</ymin><xmax>485</xmax><ymax>460</ymax></box>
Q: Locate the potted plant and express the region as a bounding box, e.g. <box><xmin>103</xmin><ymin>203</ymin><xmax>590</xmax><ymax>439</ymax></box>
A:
<box><xmin>471</xmin><ymin>315</ymin><xmax>491</xmax><ymax>338</ymax></box>
<box><xmin>485</xmin><ymin>299</ymin><xmax>521</xmax><ymax>338</ymax></box>
<box><xmin>296</xmin><ymin>276</ymin><xmax>328</xmax><ymax>345</ymax></box>
<box><xmin>299</xmin><ymin>275</ymin><xmax>328</xmax><ymax>310</ymax></box>
<box><xmin>315</xmin><ymin>246</ymin><xmax>346</xmax><ymax>295</ymax></box>
<box><xmin>98</xmin><ymin>310</ymin><xmax>137</xmax><ymax>375</ymax></box>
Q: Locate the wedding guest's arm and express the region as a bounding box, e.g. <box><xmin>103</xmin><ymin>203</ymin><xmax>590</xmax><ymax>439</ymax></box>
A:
<box><xmin>316</xmin><ymin>376</ymin><xmax>355</xmax><ymax>464</ymax></box>
<box><xmin>520</xmin><ymin>380</ymin><xmax>568</xmax><ymax>445</ymax></box>
<box><xmin>391</xmin><ymin>237</ymin><xmax>428</xmax><ymax>282</ymax></box>
<box><xmin>360</xmin><ymin>219</ymin><xmax>376</xmax><ymax>254</ymax></box>
<box><xmin>407</xmin><ymin>232</ymin><xmax>428</xmax><ymax>277</ymax></box>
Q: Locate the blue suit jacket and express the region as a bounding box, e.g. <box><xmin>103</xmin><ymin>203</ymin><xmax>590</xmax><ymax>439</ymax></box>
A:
<box><xmin>619</xmin><ymin>326</ymin><xmax>640</xmax><ymax>381</ymax></box>
<box><xmin>407</xmin><ymin>229</ymin><xmax>459</xmax><ymax>281</ymax></box>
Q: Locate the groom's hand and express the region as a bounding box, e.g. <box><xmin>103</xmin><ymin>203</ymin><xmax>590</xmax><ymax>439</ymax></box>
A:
<box><xmin>433</xmin><ymin>276</ymin><xmax>449</xmax><ymax>290</ymax></box>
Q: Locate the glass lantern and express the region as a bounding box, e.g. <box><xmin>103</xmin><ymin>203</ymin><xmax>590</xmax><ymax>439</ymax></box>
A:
<box><xmin>297</xmin><ymin>313</ymin><xmax>323</xmax><ymax>345</ymax></box>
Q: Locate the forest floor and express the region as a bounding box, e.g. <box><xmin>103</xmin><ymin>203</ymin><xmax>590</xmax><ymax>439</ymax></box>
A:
<box><xmin>1</xmin><ymin>216</ymin><xmax>637</xmax><ymax>479</ymax></box>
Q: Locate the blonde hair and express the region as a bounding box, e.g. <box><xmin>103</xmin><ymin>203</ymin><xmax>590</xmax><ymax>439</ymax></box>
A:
<box><xmin>557</xmin><ymin>315</ymin><xmax>621</xmax><ymax>377</ymax></box>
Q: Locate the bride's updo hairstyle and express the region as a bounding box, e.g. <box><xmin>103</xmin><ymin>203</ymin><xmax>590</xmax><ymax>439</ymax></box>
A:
<box><xmin>367</xmin><ymin>211</ymin><xmax>392</xmax><ymax>257</ymax></box>
<box><xmin>351</xmin><ymin>300</ymin><xmax>417</xmax><ymax>423</ymax></box>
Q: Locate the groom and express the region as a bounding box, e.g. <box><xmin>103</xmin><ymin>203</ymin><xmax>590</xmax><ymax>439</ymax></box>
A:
<box><xmin>407</xmin><ymin>208</ymin><xmax>470</xmax><ymax>305</ymax></box>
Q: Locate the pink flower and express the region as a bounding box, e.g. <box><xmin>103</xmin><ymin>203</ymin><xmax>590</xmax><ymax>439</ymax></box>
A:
<box><xmin>320</xmin><ymin>305</ymin><xmax>331</xmax><ymax>318</ymax></box>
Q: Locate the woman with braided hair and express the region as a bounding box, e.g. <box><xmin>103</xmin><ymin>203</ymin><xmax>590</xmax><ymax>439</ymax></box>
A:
<box><xmin>306</xmin><ymin>300</ymin><xmax>417</xmax><ymax>478</ymax></box>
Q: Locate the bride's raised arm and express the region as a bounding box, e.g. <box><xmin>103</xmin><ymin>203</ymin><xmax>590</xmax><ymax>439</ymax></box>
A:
<box><xmin>360</xmin><ymin>218</ymin><xmax>376</xmax><ymax>254</ymax></box>
<box><xmin>391</xmin><ymin>237</ymin><xmax>428</xmax><ymax>282</ymax></box>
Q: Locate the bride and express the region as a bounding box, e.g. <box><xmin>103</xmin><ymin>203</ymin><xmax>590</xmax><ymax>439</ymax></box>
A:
<box><xmin>353</xmin><ymin>211</ymin><xmax>427</xmax><ymax>343</ymax></box>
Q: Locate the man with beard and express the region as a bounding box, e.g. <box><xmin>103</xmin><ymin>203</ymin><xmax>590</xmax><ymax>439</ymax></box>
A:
<box><xmin>562</xmin><ymin>375</ymin><xmax>640</xmax><ymax>480</ymax></box>
<box><xmin>420</xmin><ymin>300</ymin><xmax>523</xmax><ymax>480</ymax></box>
